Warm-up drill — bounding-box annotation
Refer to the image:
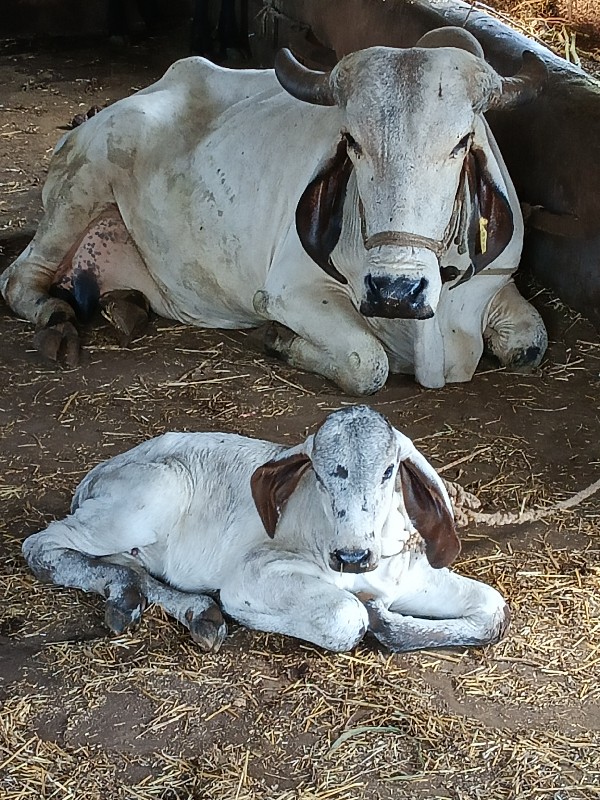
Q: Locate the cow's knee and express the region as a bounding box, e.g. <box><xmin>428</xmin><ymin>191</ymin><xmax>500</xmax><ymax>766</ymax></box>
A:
<box><xmin>335</xmin><ymin>345</ymin><xmax>389</xmax><ymax>396</ymax></box>
<box><xmin>317</xmin><ymin>595</ymin><xmax>369</xmax><ymax>652</ymax></box>
<box><xmin>484</xmin><ymin>281</ymin><xmax>547</xmax><ymax>368</ymax></box>
<box><xmin>470</xmin><ymin>585</ymin><xmax>511</xmax><ymax>645</ymax></box>
<box><xmin>265</xmin><ymin>322</ymin><xmax>388</xmax><ymax>395</ymax></box>
<box><xmin>22</xmin><ymin>531</ymin><xmax>55</xmax><ymax>583</ymax></box>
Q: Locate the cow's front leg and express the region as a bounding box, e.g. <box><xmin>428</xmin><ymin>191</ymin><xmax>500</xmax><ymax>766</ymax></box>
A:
<box><xmin>258</xmin><ymin>292</ymin><xmax>389</xmax><ymax>395</ymax></box>
<box><xmin>363</xmin><ymin>557</ymin><xmax>509</xmax><ymax>652</ymax></box>
<box><xmin>484</xmin><ymin>279</ymin><xmax>547</xmax><ymax>368</ymax></box>
<box><xmin>220</xmin><ymin>554</ymin><xmax>369</xmax><ymax>652</ymax></box>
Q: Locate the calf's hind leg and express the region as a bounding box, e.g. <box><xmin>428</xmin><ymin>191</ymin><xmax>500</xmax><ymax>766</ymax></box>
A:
<box><xmin>23</xmin><ymin>533</ymin><xmax>226</xmax><ymax>651</ymax></box>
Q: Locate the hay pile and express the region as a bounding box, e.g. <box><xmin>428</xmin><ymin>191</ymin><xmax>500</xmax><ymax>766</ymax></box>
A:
<box><xmin>1</xmin><ymin>306</ymin><xmax>600</xmax><ymax>799</ymax></box>
<box><xmin>556</xmin><ymin>0</ymin><xmax>600</xmax><ymax>37</ymax></box>
<box><xmin>1</xmin><ymin>530</ymin><xmax>600</xmax><ymax>799</ymax></box>
<box><xmin>480</xmin><ymin>0</ymin><xmax>600</xmax><ymax>62</ymax></box>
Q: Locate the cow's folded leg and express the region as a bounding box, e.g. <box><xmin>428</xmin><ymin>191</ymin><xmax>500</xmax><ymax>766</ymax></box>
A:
<box><xmin>363</xmin><ymin>597</ymin><xmax>510</xmax><ymax>651</ymax></box>
<box><xmin>22</xmin><ymin>537</ymin><xmax>148</xmax><ymax>634</ymax></box>
<box><xmin>262</xmin><ymin>316</ymin><xmax>388</xmax><ymax>396</ymax></box>
<box><xmin>100</xmin><ymin>289</ymin><xmax>150</xmax><ymax>347</ymax></box>
<box><xmin>220</xmin><ymin>558</ymin><xmax>369</xmax><ymax>652</ymax></box>
<box><xmin>484</xmin><ymin>280</ymin><xmax>548</xmax><ymax>368</ymax></box>
<box><xmin>366</xmin><ymin>562</ymin><xmax>510</xmax><ymax>651</ymax></box>
<box><xmin>23</xmin><ymin>531</ymin><xmax>226</xmax><ymax>649</ymax></box>
<box><xmin>138</xmin><ymin>574</ymin><xmax>227</xmax><ymax>653</ymax></box>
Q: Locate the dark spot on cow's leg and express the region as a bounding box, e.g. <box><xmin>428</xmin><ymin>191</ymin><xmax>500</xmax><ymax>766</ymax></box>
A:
<box><xmin>104</xmin><ymin>583</ymin><xmax>147</xmax><ymax>635</ymax></box>
<box><xmin>73</xmin><ymin>270</ymin><xmax>101</xmax><ymax>322</ymax></box>
<box><xmin>99</xmin><ymin>289</ymin><xmax>150</xmax><ymax>347</ymax></box>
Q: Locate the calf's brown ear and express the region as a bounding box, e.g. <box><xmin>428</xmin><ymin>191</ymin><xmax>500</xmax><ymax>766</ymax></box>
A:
<box><xmin>251</xmin><ymin>453</ymin><xmax>312</xmax><ymax>537</ymax></box>
<box><xmin>295</xmin><ymin>137</ymin><xmax>353</xmax><ymax>284</ymax></box>
<box><xmin>398</xmin><ymin>459</ymin><xmax>461</xmax><ymax>568</ymax></box>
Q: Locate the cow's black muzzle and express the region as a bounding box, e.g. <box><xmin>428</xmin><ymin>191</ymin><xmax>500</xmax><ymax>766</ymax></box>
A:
<box><xmin>329</xmin><ymin>548</ymin><xmax>377</xmax><ymax>574</ymax></box>
<box><xmin>360</xmin><ymin>274</ymin><xmax>434</xmax><ymax>319</ymax></box>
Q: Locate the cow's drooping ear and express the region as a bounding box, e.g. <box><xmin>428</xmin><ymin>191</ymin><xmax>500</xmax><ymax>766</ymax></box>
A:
<box><xmin>455</xmin><ymin>147</ymin><xmax>513</xmax><ymax>287</ymax></box>
<box><xmin>250</xmin><ymin>452</ymin><xmax>312</xmax><ymax>538</ymax></box>
<box><xmin>398</xmin><ymin>455</ymin><xmax>461</xmax><ymax>568</ymax></box>
<box><xmin>295</xmin><ymin>137</ymin><xmax>353</xmax><ymax>284</ymax></box>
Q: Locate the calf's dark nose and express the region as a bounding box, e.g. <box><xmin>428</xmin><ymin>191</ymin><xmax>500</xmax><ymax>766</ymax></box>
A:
<box><xmin>360</xmin><ymin>274</ymin><xmax>434</xmax><ymax>319</ymax></box>
<box><xmin>330</xmin><ymin>548</ymin><xmax>373</xmax><ymax>573</ymax></box>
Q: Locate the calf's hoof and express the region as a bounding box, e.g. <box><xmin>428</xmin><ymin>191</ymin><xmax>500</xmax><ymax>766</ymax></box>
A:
<box><xmin>104</xmin><ymin>587</ymin><xmax>147</xmax><ymax>634</ymax></box>
<box><xmin>185</xmin><ymin>605</ymin><xmax>227</xmax><ymax>653</ymax></box>
<box><xmin>33</xmin><ymin>320</ymin><xmax>80</xmax><ymax>368</ymax></box>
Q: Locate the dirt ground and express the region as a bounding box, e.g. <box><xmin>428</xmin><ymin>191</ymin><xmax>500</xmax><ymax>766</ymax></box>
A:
<box><xmin>1</xmin><ymin>20</ymin><xmax>600</xmax><ymax>800</ymax></box>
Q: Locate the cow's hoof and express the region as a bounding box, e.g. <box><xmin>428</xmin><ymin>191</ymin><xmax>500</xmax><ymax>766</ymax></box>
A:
<box><xmin>33</xmin><ymin>320</ymin><xmax>80</xmax><ymax>368</ymax></box>
<box><xmin>104</xmin><ymin>587</ymin><xmax>147</xmax><ymax>635</ymax></box>
<box><xmin>100</xmin><ymin>290</ymin><xmax>149</xmax><ymax>347</ymax></box>
<box><xmin>185</xmin><ymin>605</ymin><xmax>227</xmax><ymax>652</ymax></box>
<box><xmin>263</xmin><ymin>322</ymin><xmax>295</xmax><ymax>362</ymax></box>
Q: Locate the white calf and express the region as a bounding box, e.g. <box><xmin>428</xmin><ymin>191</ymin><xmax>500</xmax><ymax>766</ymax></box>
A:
<box><xmin>23</xmin><ymin>406</ymin><xmax>509</xmax><ymax>652</ymax></box>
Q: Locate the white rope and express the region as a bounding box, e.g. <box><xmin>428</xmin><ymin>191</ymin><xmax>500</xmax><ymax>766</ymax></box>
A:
<box><xmin>461</xmin><ymin>476</ymin><xmax>600</xmax><ymax>527</ymax></box>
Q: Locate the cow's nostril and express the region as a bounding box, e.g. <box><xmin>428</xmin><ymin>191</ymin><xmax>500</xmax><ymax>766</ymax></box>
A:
<box><xmin>330</xmin><ymin>548</ymin><xmax>376</xmax><ymax>573</ymax></box>
<box><xmin>361</xmin><ymin>274</ymin><xmax>433</xmax><ymax>320</ymax></box>
<box><xmin>335</xmin><ymin>549</ymin><xmax>371</xmax><ymax>565</ymax></box>
<box><xmin>411</xmin><ymin>277</ymin><xmax>428</xmax><ymax>298</ymax></box>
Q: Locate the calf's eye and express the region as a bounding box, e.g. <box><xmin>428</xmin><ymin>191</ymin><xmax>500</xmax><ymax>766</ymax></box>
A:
<box><xmin>382</xmin><ymin>464</ymin><xmax>395</xmax><ymax>482</ymax></box>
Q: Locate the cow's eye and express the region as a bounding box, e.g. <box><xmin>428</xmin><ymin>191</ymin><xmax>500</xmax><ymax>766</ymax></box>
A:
<box><xmin>343</xmin><ymin>131</ymin><xmax>363</xmax><ymax>156</ymax></box>
<box><xmin>451</xmin><ymin>134</ymin><xmax>471</xmax><ymax>158</ymax></box>
<box><xmin>382</xmin><ymin>464</ymin><xmax>395</xmax><ymax>482</ymax></box>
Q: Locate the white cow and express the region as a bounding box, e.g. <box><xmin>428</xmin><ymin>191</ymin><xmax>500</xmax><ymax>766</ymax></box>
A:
<box><xmin>1</xmin><ymin>27</ymin><xmax>547</xmax><ymax>393</ymax></box>
<box><xmin>22</xmin><ymin>406</ymin><xmax>509</xmax><ymax>653</ymax></box>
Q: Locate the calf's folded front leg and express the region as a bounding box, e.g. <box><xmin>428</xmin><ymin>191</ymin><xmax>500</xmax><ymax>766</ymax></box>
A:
<box><xmin>363</xmin><ymin>597</ymin><xmax>510</xmax><ymax>652</ymax></box>
<box><xmin>220</xmin><ymin>556</ymin><xmax>369</xmax><ymax>652</ymax></box>
<box><xmin>364</xmin><ymin>561</ymin><xmax>510</xmax><ymax>652</ymax></box>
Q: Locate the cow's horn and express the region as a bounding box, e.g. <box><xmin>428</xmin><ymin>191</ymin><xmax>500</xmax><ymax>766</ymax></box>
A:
<box><xmin>490</xmin><ymin>50</ymin><xmax>548</xmax><ymax>109</ymax></box>
<box><xmin>416</xmin><ymin>26</ymin><xmax>484</xmax><ymax>59</ymax></box>
<box><xmin>275</xmin><ymin>48</ymin><xmax>335</xmax><ymax>107</ymax></box>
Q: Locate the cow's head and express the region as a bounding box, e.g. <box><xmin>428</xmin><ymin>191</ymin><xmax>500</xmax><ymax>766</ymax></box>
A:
<box><xmin>250</xmin><ymin>406</ymin><xmax>460</xmax><ymax>573</ymax></box>
<box><xmin>275</xmin><ymin>28</ymin><xmax>546</xmax><ymax>319</ymax></box>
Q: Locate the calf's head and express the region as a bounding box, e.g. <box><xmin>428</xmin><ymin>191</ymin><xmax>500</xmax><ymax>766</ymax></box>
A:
<box><xmin>275</xmin><ymin>29</ymin><xmax>546</xmax><ymax>319</ymax></box>
<box><xmin>250</xmin><ymin>406</ymin><xmax>460</xmax><ymax>573</ymax></box>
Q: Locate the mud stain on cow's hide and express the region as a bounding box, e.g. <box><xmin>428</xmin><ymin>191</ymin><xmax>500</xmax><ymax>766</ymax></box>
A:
<box><xmin>107</xmin><ymin>132</ymin><xmax>135</xmax><ymax>171</ymax></box>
